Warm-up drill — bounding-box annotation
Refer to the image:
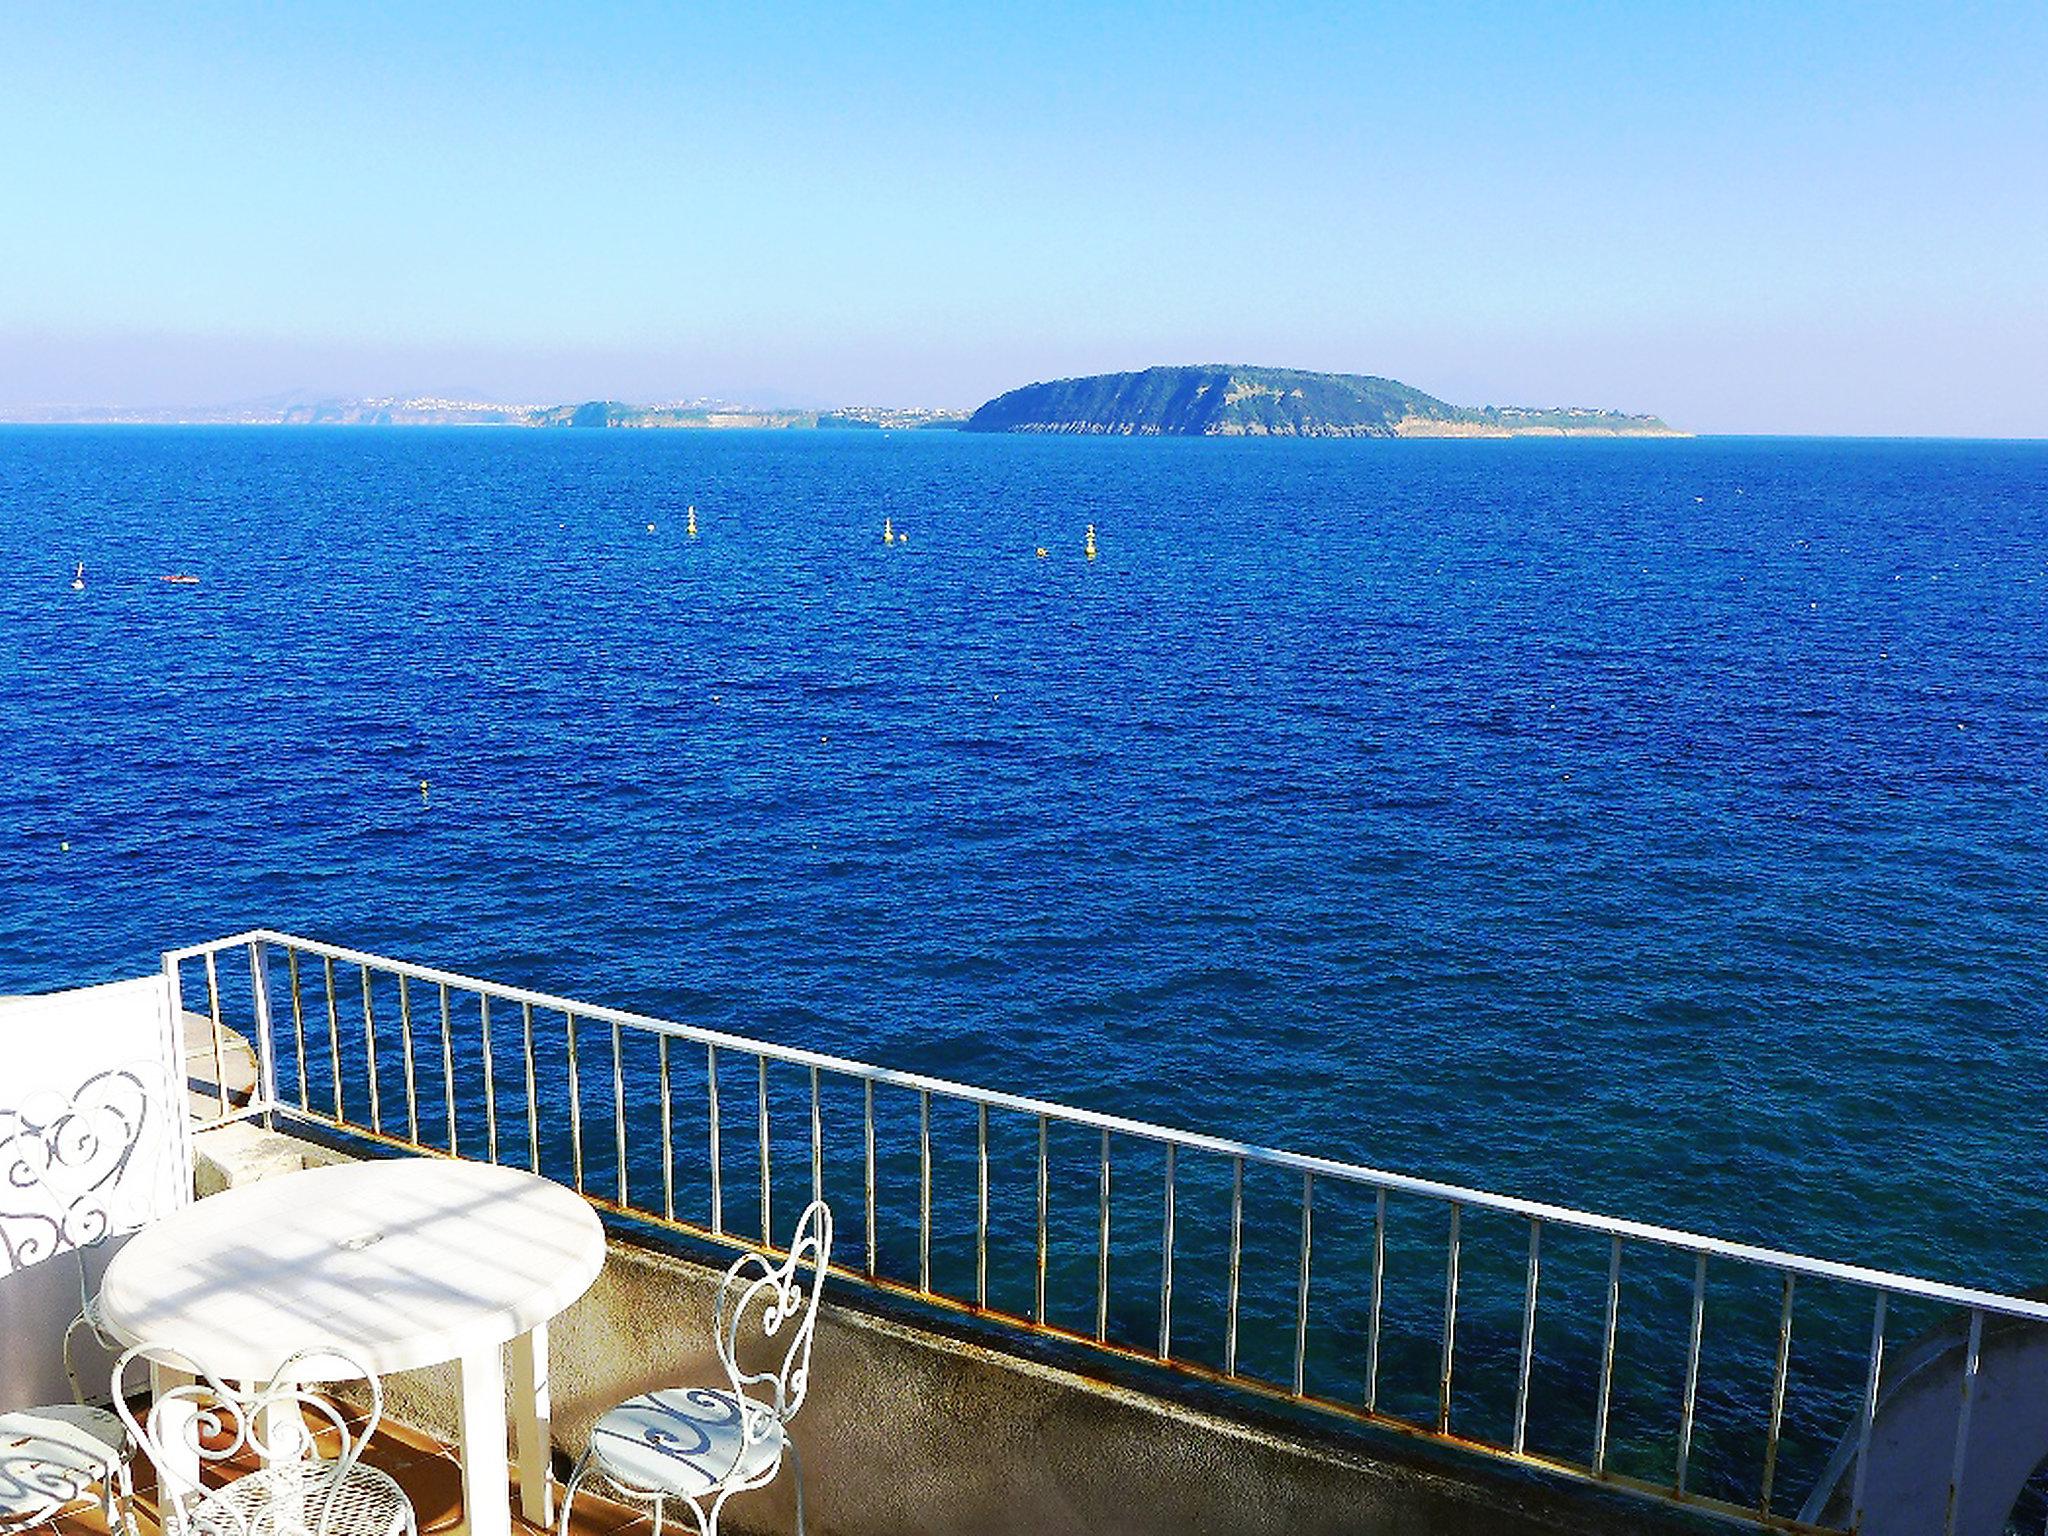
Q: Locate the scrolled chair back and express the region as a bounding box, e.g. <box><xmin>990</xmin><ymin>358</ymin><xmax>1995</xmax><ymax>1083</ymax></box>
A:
<box><xmin>1</xmin><ymin>1064</ymin><xmax>162</xmax><ymax>1275</ymax></box>
<box><xmin>111</xmin><ymin>1343</ymin><xmax>384</xmax><ymax>1536</ymax></box>
<box><xmin>715</xmin><ymin>1199</ymin><xmax>833</xmax><ymax>1430</ymax></box>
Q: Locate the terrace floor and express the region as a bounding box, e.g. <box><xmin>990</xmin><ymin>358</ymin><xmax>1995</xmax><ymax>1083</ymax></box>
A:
<box><xmin>45</xmin><ymin>1409</ymin><xmax>655</xmax><ymax>1536</ymax></box>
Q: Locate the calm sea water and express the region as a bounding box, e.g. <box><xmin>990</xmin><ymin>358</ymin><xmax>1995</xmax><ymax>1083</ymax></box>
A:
<box><xmin>4</xmin><ymin>426</ymin><xmax>2046</xmax><ymax>1493</ymax></box>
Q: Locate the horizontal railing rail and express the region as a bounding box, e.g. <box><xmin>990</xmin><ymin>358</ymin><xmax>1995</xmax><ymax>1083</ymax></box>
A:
<box><xmin>165</xmin><ymin>929</ymin><xmax>2047</xmax><ymax>1536</ymax></box>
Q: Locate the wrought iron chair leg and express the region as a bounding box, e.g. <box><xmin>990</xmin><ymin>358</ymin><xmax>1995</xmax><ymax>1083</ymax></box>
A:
<box><xmin>110</xmin><ymin>1459</ymin><xmax>140</xmax><ymax>1536</ymax></box>
<box><xmin>556</xmin><ymin>1446</ymin><xmax>595</xmax><ymax>1536</ymax></box>
<box><xmin>62</xmin><ymin>1312</ymin><xmax>92</xmax><ymax>1404</ymax></box>
<box><xmin>790</xmin><ymin>1439</ymin><xmax>806</xmax><ymax>1536</ymax></box>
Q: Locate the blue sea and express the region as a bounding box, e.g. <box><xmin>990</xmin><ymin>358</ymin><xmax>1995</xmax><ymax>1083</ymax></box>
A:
<box><xmin>4</xmin><ymin>427</ymin><xmax>2045</xmax><ymax>1498</ymax></box>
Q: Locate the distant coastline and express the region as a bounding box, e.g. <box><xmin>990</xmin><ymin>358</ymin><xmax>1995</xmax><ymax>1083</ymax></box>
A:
<box><xmin>2</xmin><ymin>364</ymin><xmax>1685</xmax><ymax>437</ymax></box>
<box><xmin>0</xmin><ymin>396</ymin><xmax>971</xmax><ymax>430</ymax></box>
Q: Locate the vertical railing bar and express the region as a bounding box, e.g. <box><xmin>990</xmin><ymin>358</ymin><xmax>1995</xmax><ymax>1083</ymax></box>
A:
<box><xmin>757</xmin><ymin>1053</ymin><xmax>771</xmax><ymax>1246</ymax></box>
<box><xmin>975</xmin><ymin>1103</ymin><xmax>989</xmax><ymax>1310</ymax></box>
<box><xmin>1095</xmin><ymin>1127</ymin><xmax>1111</xmax><ymax>1344</ymax></box>
<box><xmin>1676</xmin><ymin>1252</ymin><xmax>1707</xmax><ymax>1494</ymax></box>
<box><xmin>1851</xmin><ymin>1292</ymin><xmax>1887</xmax><ymax>1531</ymax></box>
<box><xmin>1594</xmin><ymin>1235</ymin><xmax>1622</xmax><ymax>1475</ymax></box>
<box><xmin>163</xmin><ymin>955</ymin><xmax>190</xmax><ymax>1186</ymax></box>
<box><xmin>437</xmin><ymin>983</ymin><xmax>457</xmax><ymax>1155</ymax></box>
<box><xmin>286</xmin><ymin>948</ymin><xmax>309</xmax><ymax>1110</ymax></box>
<box><xmin>809</xmin><ymin>1066</ymin><xmax>822</xmax><ymax>1208</ymax></box>
<box><xmin>1034</xmin><ymin>1114</ymin><xmax>1049</xmax><ymax>1323</ymax></box>
<box><xmin>1293</xmin><ymin>1171</ymin><xmax>1313</xmax><ymax>1397</ymax></box>
<box><xmin>202</xmin><ymin>949</ymin><xmax>229</xmax><ymax>1117</ymax></box>
<box><xmin>245</xmin><ymin>941</ymin><xmax>278</xmax><ymax>1126</ymax></box>
<box><xmin>1760</xmin><ymin>1272</ymin><xmax>1796</xmax><ymax>1514</ymax></box>
<box><xmin>1367</xmin><ymin>1186</ymin><xmax>1386</xmax><ymax>1411</ymax></box>
<box><xmin>396</xmin><ymin>974</ymin><xmax>419</xmax><ymax>1144</ymax></box>
<box><xmin>863</xmin><ymin>1078</ymin><xmax>876</xmax><ymax>1278</ymax></box>
<box><xmin>613</xmin><ymin>1022</ymin><xmax>630</xmax><ymax>1210</ymax></box>
<box><xmin>1158</xmin><ymin>1143</ymin><xmax>1176</xmax><ymax>1361</ymax></box>
<box><xmin>707</xmin><ymin>1043</ymin><xmax>723</xmax><ymax>1237</ymax></box>
<box><xmin>520</xmin><ymin>1002</ymin><xmax>539</xmax><ymax>1173</ymax></box>
<box><xmin>1225</xmin><ymin>1155</ymin><xmax>1243</xmax><ymax>1377</ymax></box>
<box><xmin>1438</xmin><ymin>1201</ymin><xmax>1461</xmax><ymax>1432</ymax></box>
<box><xmin>1945</xmin><ymin>1309</ymin><xmax>1984</xmax><ymax>1536</ymax></box>
<box><xmin>479</xmin><ymin>993</ymin><xmax>498</xmax><ymax>1164</ymax></box>
<box><xmin>565</xmin><ymin>1012</ymin><xmax>584</xmax><ymax>1192</ymax></box>
<box><xmin>919</xmin><ymin>1089</ymin><xmax>932</xmax><ymax>1294</ymax></box>
<box><xmin>323</xmin><ymin>954</ymin><xmax>343</xmax><ymax>1119</ymax></box>
<box><xmin>1513</xmin><ymin>1218</ymin><xmax>1541</xmax><ymax>1455</ymax></box>
<box><xmin>359</xmin><ymin>965</ymin><xmax>382</xmax><ymax>1135</ymax></box>
<box><xmin>660</xmin><ymin>1036</ymin><xmax>676</xmax><ymax>1222</ymax></box>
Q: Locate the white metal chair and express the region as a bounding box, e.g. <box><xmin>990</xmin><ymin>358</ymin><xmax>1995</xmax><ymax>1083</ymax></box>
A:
<box><xmin>111</xmin><ymin>1344</ymin><xmax>419</xmax><ymax>1536</ymax></box>
<box><xmin>0</xmin><ymin>1402</ymin><xmax>135</xmax><ymax>1533</ymax></box>
<box><xmin>0</xmin><ymin>1065</ymin><xmax>165</xmax><ymax>1531</ymax></box>
<box><xmin>558</xmin><ymin>1200</ymin><xmax>834</xmax><ymax>1536</ymax></box>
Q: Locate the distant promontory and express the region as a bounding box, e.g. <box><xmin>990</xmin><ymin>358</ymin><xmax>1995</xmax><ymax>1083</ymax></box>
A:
<box><xmin>963</xmin><ymin>365</ymin><xmax>1684</xmax><ymax>438</ymax></box>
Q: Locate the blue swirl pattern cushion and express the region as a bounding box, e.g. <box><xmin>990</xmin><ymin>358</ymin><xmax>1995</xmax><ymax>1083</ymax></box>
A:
<box><xmin>588</xmin><ymin>1388</ymin><xmax>786</xmax><ymax>1497</ymax></box>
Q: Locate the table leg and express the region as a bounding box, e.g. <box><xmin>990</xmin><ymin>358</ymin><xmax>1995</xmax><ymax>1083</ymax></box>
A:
<box><xmin>148</xmin><ymin>1361</ymin><xmax>199</xmax><ymax>1504</ymax></box>
<box><xmin>509</xmin><ymin>1323</ymin><xmax>553</xmax><ymax>1527</ymax></box>
<box><xmin>457</xmin><ymin>1346</ymin><xmax>510</xmax><ymax>1536</ymax></box>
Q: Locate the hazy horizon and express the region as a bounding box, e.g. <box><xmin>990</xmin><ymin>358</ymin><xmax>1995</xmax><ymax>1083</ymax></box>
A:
<box><xmin>5</xmin><ymin>4</ymin><xmax>2045</xmax><ymax>436</ymax></box>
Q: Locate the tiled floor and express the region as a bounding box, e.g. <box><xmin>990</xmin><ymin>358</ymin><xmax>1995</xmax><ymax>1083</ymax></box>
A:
<box><xmin>45</xmin><ymin>1410</ymin><xmax>651</xmax><ymax>1536</ymax></box>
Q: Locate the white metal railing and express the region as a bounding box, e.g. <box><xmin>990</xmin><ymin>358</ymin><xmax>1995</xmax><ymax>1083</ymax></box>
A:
<box><xmin>165</xmin><ymin>930</ymin><xmax>2048</xmax><ymax>1534</ymax></box>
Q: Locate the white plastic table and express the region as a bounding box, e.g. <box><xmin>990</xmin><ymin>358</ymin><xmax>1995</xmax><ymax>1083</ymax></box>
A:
<box><xmin>98</xmin><ymin>1157</ymin><xmax>606</xmax><ymax>1536</ymax></box>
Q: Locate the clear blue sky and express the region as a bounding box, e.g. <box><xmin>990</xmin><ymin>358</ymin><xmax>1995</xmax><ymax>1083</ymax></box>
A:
<box><xmin>4</xmin><ymin>2</ymin><xmax>2044</xmax><ymax>433</ymax></box>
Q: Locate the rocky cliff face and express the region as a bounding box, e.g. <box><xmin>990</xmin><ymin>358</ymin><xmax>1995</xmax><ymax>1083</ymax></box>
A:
<box><xmin>964</xmin><ymin>366</ymin><xmax>1684</xmax><ymax>437</ymax></box>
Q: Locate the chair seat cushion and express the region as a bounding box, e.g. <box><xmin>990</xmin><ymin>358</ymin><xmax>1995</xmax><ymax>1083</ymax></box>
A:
<box><xmin>0</xmin><ymin>1403</ymin><xmax>128</xmax><ymax>1521</ymax></box>
<box><xmin>192</xmin><ymin>1460</ymin><xmax>412</xmax><ymax>1536</ymax></box>
<box><xmin>589</xmin><ymin>1388</ymin><xmax>785</xmax><ymax>1498</ymax></box>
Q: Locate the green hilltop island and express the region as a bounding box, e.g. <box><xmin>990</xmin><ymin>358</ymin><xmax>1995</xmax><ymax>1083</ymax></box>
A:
<box><xmin>963</xmin><ymin>365</ymin><xmax>1685</xmax><ymax>437</ymax></box>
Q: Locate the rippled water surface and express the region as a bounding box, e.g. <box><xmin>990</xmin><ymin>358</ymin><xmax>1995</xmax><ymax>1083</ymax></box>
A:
<box><xmin>4</xmin><ymin>426</ymin><xmax>2046</xmax><ymax>1297</ymax></box>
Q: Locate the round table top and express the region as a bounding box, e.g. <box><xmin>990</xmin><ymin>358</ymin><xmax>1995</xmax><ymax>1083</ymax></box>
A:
<box><xmin>98</xmin><ymin>1157</ymin><xmax>605</xmax><ymax>1381</ymax></box>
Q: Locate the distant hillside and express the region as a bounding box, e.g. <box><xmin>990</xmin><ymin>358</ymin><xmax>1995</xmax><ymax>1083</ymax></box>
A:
<box><xmin>531</xmin><ymin>401</ymin><xmax>966</xmax><ymax>431</ymax></box>
<box><xmin>2</xmin><ymin>396</ymin><xmax>968</xmax><ymax>429</ymax></box>
<box><xmin>964</xmin><ymin>366</ymin><xmax>1683</xmax><ymax>437</ymax></box>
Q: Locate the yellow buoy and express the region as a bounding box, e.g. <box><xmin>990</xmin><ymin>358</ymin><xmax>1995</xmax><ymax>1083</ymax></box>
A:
<box><xmin>687</xmin><ymin>505</ymin><xmax>698</xmax><ymax>537</ymax></box>
<box><xmin>884</xmin><ymin>516</ymin><xmax>895</xmax><ymax>546</ymax></box>
<box><xmin>1035</xmin><ymin>547</ymin><xmax>1048</xmax><ymax>558</ymax></box>
<box><xmin>1085</xmin><ymin>524</ymin><xmax>1097</xmax><ymax>560</ymax></box>
<box><xmin>419</xmin><ymin>779</ymin><xmax>430</xmax><ymax>805</ymax></box>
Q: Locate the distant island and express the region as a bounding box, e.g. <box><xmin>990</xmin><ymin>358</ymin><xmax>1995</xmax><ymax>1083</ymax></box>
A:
<box><xmin>963</xmin><ymin>365</ymin><xmax>1684</xmax><ymax>437</ymax></box>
